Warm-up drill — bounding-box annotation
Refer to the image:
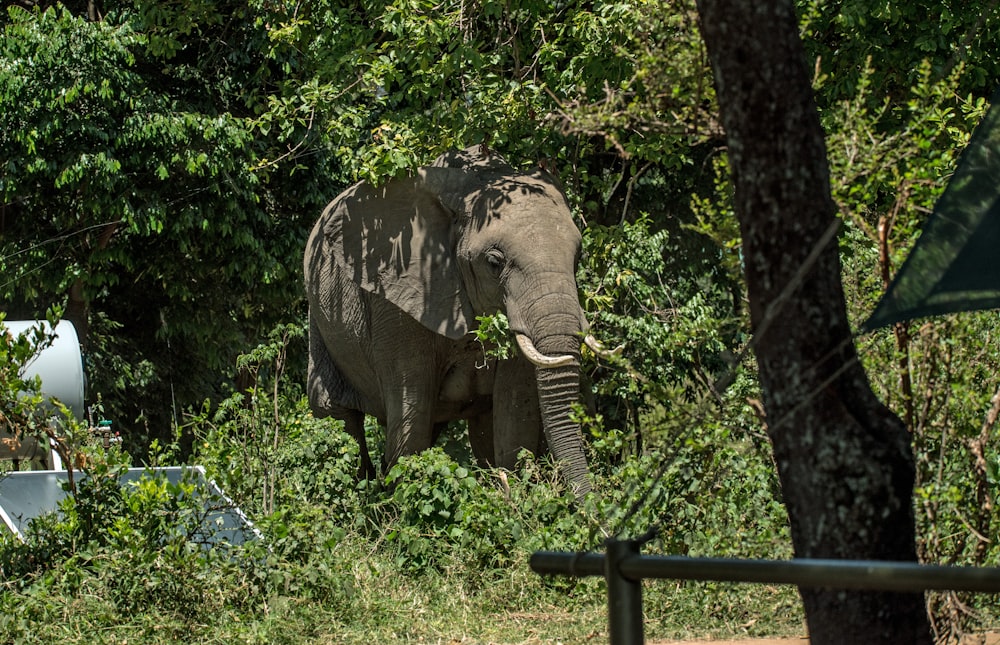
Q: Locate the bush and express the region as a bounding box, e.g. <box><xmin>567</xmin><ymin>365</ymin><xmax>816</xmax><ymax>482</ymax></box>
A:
<box><xmin>0</xmin><ymin>449</ymin><xmax>264</xmax><ymax>631</ymax></box>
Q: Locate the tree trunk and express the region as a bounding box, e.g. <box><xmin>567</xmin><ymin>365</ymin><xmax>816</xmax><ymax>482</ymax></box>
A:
<box><xmin>694</xmin><ymin>1</ymin><xmax>932</xmax><ymax>642</ymax></box>
<box><xmin>63</xmin><ymin>221</ymin><xmax>119</xmax><ymax>349</ymax></box>
<box><xmin>64</xmin><ymin>277</ymin><xmax>90</xmax><ymax>350</ymax></box>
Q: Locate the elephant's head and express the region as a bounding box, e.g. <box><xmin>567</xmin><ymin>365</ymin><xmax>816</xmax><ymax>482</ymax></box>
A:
<box><xmin>323</xmin><ymin>146</ymin><xmax>592</xmax><ymax>496</ymax></box>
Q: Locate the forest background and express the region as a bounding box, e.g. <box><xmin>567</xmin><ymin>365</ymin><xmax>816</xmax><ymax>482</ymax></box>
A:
<box><xmin>1</xmin><ymin>0</ymin><xmax>1000</xmax><ymax>642</ymax></box>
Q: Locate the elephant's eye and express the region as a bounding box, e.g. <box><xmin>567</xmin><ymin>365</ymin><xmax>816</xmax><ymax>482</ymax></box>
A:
<box><xmin>485</xmin><ymin>248</ymin><xmax>506</xmax><ymax>275</ymax></box>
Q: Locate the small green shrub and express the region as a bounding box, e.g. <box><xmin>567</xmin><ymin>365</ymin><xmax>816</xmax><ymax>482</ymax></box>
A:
<box><xmin>382</xmin><ymin>448</ymin><xmax>485</xmax><ymax>571</ymax></box>
<box><xmin>0</xmin><ymin>447</ymin><xmax>267</xmax><ymax>627</ymax></box>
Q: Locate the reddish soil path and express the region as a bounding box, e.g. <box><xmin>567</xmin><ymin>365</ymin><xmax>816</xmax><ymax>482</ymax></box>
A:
<box><xmin>653</xmin><ymin>634</ymin><xmax>1000</xmax><ymax>645</ymax></box>
<box><xmin>653</xmin><ymin>639</ymin><xmax>807</xmax><ymax>645</ymax></box>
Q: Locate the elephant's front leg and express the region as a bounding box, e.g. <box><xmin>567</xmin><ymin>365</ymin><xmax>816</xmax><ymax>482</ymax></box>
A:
<box><xmin>381</xmin><ymin>377</ymin><xmax>440</xmax><ymax>472</ymax></box>
<box><xmin>492</xmin><ymin>357</ymin><xmax>543</xmax><ymax>469</ymax></box>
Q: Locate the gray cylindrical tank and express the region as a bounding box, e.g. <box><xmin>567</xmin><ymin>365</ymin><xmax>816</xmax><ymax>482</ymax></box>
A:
<box><xmin>5</xmin><ymin>320</ymin><xmax>85</xmax><ymax>420</ymax></box>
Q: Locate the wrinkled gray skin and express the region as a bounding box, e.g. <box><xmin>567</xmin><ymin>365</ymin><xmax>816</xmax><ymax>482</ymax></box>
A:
<box><xmin>304</xmin><ymin>146</ymin><xmax>591</xmax><ymax>497</ymax></box>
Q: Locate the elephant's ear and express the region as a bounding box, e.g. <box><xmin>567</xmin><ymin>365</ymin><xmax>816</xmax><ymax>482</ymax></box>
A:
<box><xmin>323</xmin><ymin>168</ymin><xmax>475</xmax><ymax>339</ymax></box>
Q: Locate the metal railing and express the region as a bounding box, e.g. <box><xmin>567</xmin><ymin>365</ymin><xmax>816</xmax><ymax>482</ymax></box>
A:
<box><xmin>530</xmin><ymin>537</ymin><xmax>1000</xmax><ymax>645</ymax></box>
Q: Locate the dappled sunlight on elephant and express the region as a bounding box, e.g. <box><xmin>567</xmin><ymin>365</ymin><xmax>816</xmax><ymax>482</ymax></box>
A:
<box><xmin>303</xmin><ymin>146</ymin><xmax>595</xmax><ymax>496</ymax></box>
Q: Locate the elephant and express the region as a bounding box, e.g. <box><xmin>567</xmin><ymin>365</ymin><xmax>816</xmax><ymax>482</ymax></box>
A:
<box><xmin>303</xmin><ymin>145</ymin><xmax>601</xmax><ymax>497</ymax></box>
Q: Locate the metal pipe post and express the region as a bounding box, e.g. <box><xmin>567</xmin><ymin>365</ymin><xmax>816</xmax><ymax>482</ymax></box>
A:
<box><xmin>605</xmin><ymin>538</ymin><xmax>644</xmax><ymax>645</ymax></box>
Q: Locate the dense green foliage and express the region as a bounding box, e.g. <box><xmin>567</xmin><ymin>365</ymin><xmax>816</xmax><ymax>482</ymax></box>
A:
<box><xmin>1</xmin><ymin>376</ymin><xmax>799</xmax><ymax>643</ymax></box>
<box><xmin>0</xmin><ymin>2</ymin><xmax>337</xmax><ymax>449</ymax></box>
<box><xmin>2</xmin><ymin>0</ymin><xmax>1000</xmax><ymax>640</ymax></box>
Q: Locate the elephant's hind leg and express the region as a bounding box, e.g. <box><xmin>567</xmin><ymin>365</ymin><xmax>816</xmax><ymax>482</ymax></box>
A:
<box><xmin>467</xmin><ymin>412</ymin><xmax>495</xmax><ymax>468</ymax></box>
<box><xmin>345</xmin><ymin>411</ymin><xmax>376</xmax><ymax>480</ymax></box>
<box><xmin>308</xmin><ymin>317</ymin><xmax>374</xmax><ymax>479</ymax></box>
<box><xmin>308</xmin><ymin>317</ymin><xmax>352</xmax><ymax>416</ymax></box>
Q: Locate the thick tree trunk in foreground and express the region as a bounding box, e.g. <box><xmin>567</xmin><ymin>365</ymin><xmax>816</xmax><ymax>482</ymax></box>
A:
<box><xmin>695</xmin><ymin>1</ymin><xmax>932</xmax><ymax>642</ymax></box>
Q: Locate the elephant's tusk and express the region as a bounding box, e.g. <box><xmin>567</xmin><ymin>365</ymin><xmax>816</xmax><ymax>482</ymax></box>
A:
<box><xmin>584</xmin><ymin>334</ymin><xmax>624</xmax><ymax>358</ymax></box>
<box><xmin>515</xmin><ymin>334</ymin><xmax>576</xmax><ymax>368</ymax></box>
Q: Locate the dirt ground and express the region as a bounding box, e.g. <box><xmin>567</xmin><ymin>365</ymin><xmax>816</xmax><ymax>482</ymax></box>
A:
<box><xmin>653</xmin><ymin>639</ymin><xmax>807</xmax><ymax>645</ymax></box>
<box><xmin>653</xmin><ymin>633</ymin><xmax>1000</xmax><ymax>644</ymax></box>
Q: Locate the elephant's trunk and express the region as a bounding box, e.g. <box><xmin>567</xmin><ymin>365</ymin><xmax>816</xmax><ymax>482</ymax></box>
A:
<box><xmin>535</xmin><ymin>357</ymin><xmax>592</xmax><ymax>497</ymax></box>
<box><xmin>506</xmin><ymin>271</ymin><xmax>592</xmax><ymax>497</ymax></box>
